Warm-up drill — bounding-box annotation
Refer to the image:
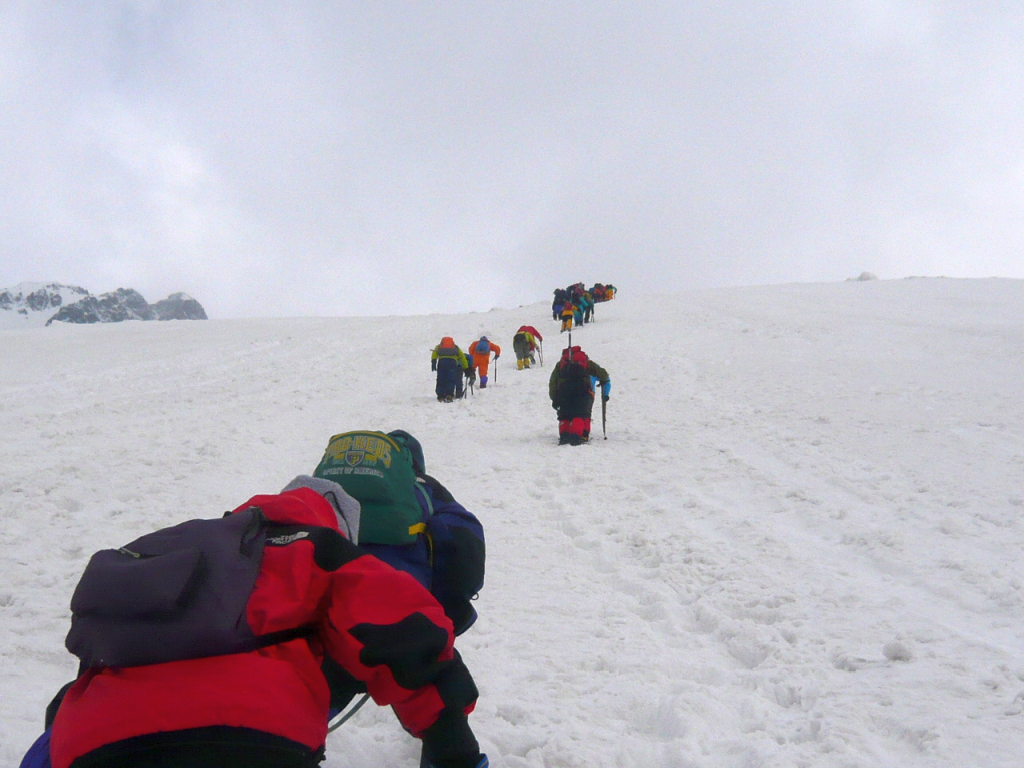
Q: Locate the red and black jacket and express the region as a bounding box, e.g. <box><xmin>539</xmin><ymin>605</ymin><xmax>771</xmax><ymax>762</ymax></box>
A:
<box><xmin>51</xmin><ymin>488</ymin><xmax>479</xmax><ymax>768</ymax></box>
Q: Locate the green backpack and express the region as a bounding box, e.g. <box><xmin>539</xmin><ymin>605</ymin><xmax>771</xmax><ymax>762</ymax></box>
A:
<box><xmin>312</xmin><ymin>431</ymin><xmax>429</xmax><ymax>545</ymax></box>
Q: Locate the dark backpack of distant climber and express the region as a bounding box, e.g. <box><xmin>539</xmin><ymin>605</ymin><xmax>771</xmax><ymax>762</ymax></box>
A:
<box><xmin>549</xmin><ymin>345</ymin><xmax>611</xmax><ymax>445</ymax></box>
<box><xmin>552</xmin><ymin>288</ymin><xmax>568</xmax><ymax>320</ymax></box>
<box><xmin>431</xmin><ymin>336</ymin><xmax>470</xmax><ymax>402</ymax></box>
<box><xmin>512</xmin><ymin>325</ymin><xmax>541</xmax><ymax>370</ymax></box>
<box><xmin>468</xmin><ymin>336</ymin><xmax>500</xmax><ymax>388</ymax></box>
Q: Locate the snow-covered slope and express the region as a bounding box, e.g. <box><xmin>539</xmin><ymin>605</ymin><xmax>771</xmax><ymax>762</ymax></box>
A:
<box><xmin>1</xmin><ymin>278</ymin><xmax>1023</xmax><ymax>767</ymax></box>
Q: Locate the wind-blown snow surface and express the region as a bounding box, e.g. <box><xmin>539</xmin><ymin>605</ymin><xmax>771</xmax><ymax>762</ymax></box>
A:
<box><xmin>2</xmin><ymin>278</ymin><xmax>1023</xmax><ymax>767</ymax></box>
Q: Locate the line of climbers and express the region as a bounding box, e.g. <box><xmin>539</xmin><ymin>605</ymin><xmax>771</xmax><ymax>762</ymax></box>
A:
<box><xmin>550</xmin><ymin>283</ymin><xmax>616</xmax><ymax>441</ymax></box>
<box><xmin>430</xmin><ymin>326</ymin><xmax>546</xmax><ymax>401</ymax></box>
<box><xmin>429</xmin><ymin>328</ymin><xmax>610</xmax><ymax>446</ymax></box>
<box><xmin>552</xmin><ymin>283</ymin><xmax>616</xmax><ymax>333</ymax></box>
<box><xmin>18</xmin><ymin>292</ymin><xmax>619</xmax><ymax>767</ymax></box>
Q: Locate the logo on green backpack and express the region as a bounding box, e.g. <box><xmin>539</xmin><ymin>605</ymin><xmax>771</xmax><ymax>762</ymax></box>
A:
<box><xmin>313</xmin><ymin>431</ymin><xmax>427</xmax><ymax>545</ymax></box>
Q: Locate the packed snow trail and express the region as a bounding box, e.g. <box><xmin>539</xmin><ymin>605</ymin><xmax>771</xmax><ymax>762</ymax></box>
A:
<box><xmin>2</xmin><ymin>279</ymin><xmax>1023</xmax><ymax>767</ymax></box>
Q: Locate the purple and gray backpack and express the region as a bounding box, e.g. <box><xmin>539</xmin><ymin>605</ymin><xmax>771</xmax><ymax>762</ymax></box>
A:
<box><xmin>65</xmin><ymin>507</ymin><xmax>317</xmax><ymax>668</ymax></box>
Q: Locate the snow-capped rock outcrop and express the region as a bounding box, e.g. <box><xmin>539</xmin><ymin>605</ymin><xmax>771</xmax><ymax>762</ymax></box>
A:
<box><xmin>46</xmin><ymin>288</ymin><xmax>156</xmax><ymax>325</ymax></box>
<box><xmin>0</xmin><ymin>283</ymin><xmax>208</xmax><ymax>328</ymax></box>
<box><xmin>0</xmin><ymin>283</ymin><xmax>91</xmax><ymax>328</ymax></box>
<box><xmin>151</xmin><ymin>292</ymin><xmax>209</xmax><ymax>321</ymax></box>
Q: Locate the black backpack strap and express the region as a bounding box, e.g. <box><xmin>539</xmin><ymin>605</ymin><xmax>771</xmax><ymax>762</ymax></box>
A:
<box><xmin>250</xmin><ymin>623</ymin><xmax>318</xmax><ymax>650</ymax></box>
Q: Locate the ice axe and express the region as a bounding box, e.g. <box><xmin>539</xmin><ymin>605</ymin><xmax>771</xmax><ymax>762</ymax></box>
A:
<box><xmin>601</xmin><ymin>394</ymin><xmax>608</xmax><ymax>440</ymax></box>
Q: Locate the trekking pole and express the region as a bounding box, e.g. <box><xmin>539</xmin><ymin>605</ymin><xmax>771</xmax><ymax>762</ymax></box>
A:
<box><xmin>328</xmin><ymin>693</ymin><xmax>370</xmax><ymax>733</ymax></box>
<box><xmin>539</xmin><ymin>340</ymin><xmax>544</xmax><ymax>366</ymax></box>
<box><xmin>602</xmin><ymin>394</ymin><xmax>608</xmax><ymax>440</ymax></box>
<box><xmin>493</xmin><ymin>353</ymin><xmax>498</xmax><ymax>384</ymax></box>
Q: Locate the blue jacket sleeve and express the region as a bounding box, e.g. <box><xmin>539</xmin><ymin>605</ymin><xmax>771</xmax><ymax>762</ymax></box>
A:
<box><xmin>590</xmin><ymin>376</ymin><xmax>612</xmax><ymax>397</ymax></box>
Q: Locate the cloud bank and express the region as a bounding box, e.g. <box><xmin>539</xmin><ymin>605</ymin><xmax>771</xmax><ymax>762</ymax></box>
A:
<box><xmin>2</xmin><ymin>2</ymin><xmax>1022</xmax><ymax>317</ymax></box>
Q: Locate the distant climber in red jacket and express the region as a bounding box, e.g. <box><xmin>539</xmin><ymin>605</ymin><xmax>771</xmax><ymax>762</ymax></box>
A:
<box><xmin>513</xmin><ymin>325</ymin><xmax>543</xmax><ymax>369</ymax></box>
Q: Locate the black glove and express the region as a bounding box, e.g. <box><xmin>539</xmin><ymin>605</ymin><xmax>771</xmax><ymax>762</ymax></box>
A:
<box><xmin>431</xmin><ymin>361</ymin><xmax>437</xmax><ymax>372</ymax></box>
<box><xmin>421</xmin><ymin>708</ymin><xmax>482</xmax><ymax>768</ymax></box>
<box><xmin>602</xmin><ymin>395</ymin><xmax>609</xmax><ymax>402</ymax></box>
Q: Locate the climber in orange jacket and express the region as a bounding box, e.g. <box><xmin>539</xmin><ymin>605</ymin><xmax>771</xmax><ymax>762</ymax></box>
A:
<box><xmin>467</xmin><ymin>337</ymin><xmax>500</xmax><ymax>388</ymax></box>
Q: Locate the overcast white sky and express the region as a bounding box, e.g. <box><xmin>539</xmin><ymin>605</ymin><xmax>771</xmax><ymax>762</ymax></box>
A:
<box><xmin>2</xmin><ymin>2</ymin><xmax>1022</xmax><ymax>318</ymax></box>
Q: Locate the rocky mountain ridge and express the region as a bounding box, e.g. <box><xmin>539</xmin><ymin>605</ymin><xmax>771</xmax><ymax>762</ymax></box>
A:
<box><xmin>0</xmin><ymin>283</ymin><xmax>207</xmax><ymax>328</ymax></box>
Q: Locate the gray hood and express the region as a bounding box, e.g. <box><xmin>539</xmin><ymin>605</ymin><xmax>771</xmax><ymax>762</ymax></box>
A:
<box><xmin>281</xmin><ymin>475</ymin><xmax>361</xmax><ymax>545</ymax></box>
